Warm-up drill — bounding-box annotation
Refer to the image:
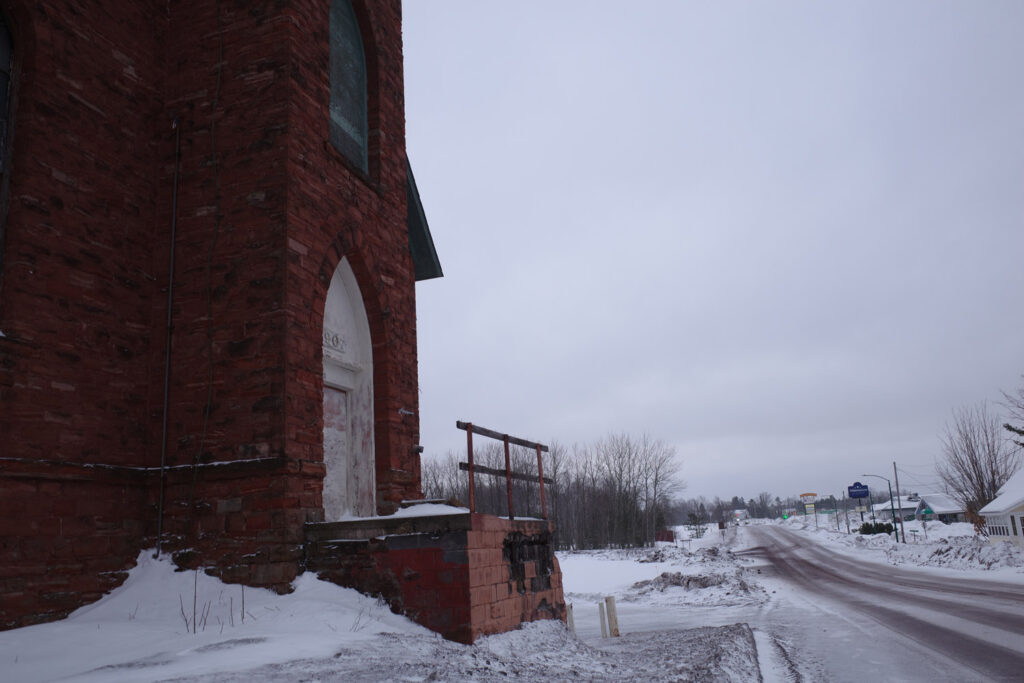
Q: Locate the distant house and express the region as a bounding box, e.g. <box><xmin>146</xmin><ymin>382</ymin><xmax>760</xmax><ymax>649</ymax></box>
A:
<box><xmin>872</xmin><ymin>495</ymin><xmax>919</xmax><ymax>522</ymax></box>
<box><xmin>915</xmin><ymin>494</ymin><xmax>966</xmax><ymax>524</ymax></box>
<box><xmin>979</xmin><ymin>471</ymin><xmax>1024</xmax><ymax>550</ymax></box>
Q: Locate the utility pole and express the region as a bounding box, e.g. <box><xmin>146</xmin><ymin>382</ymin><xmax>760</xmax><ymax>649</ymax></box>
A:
<box><xmin>886</xmin><ymin>480</ymin><xmax>897</xmax><ymax>542</ymax></box>
<box><xmin>843</xmin><ymin>492</ymin><xmax>850</xmax><ymax>533</ymax></box>
<box><xmin>863</xmin><ymin>473</ymin><xmax>899</xmax><ymax>542</ymax></box>
<box><xmin>893</xmin><ymin>461</ymin><xmax>907</xmax><ymax>544</ymax></box>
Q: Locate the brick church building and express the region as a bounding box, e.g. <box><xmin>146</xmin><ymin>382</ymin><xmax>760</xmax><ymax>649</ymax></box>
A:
<box><xmin>0</xmin><ymin>0</ymin><xmax>563</xmax><ymax>643</ymax></box>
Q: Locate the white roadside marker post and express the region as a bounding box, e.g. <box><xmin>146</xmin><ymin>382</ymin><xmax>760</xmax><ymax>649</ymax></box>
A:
<box><xmin>604</xmin><ymin>595</ymin><xmax>620</xmax><ymax>637</ymax></box>
<box><xmin>567</xmin><ymin>603</ymin><xmax>575</xmax><ymax>634</ymax></box>
<box><xmin>598</xmin><ymin>601</ymin><xmax>608</xmax><ymax>638</ymax></box>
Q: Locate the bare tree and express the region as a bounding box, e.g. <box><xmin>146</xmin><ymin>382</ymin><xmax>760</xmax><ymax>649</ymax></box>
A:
<box><xmin>1002</xmin><ymin>375</ymin><xmax>1024</xmax><ymax>450</ymax></box>
<box><xmin>421</xmin><ymin>450</ymin><xmax>467</xmax><ymax>503</ymax></box>
<box><xmin>936</xmin><ymin>402</ymin><xmax>1022</xmax><ymax>521</ymax></box>
<box><xmin>750</xmin><ymin>491</ymin><xmax>774</xmax><ymax>518</ymax></box>
<box><xmin>422</xmin><ymin>431</ymin><xmax>684</xmax><ymax>550</ymax></box>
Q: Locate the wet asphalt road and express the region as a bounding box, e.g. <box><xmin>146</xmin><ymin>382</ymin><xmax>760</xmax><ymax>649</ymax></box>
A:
<box><xmin>739</xmin><ymin>525</ymin><xmax>1024</xmax><ymax>682</ymax></box>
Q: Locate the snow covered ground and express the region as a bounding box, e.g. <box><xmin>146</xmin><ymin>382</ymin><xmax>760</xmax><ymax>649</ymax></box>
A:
<box><xmin>561</xmin><ymin>519</ymin><xmax>1024</xmax><ymax>681</ymax></box>
<box><xmin>1</xmin><ymin>543</ymin><xmax>762</xmax><ymax>682</ymax></box>
<box><xmin>776</xmin><ymin>514</ymin><xmax>1024</xmax><ymax>575</ymax></box>
<box><xmin>3</xmin><ymin>519</ymin><xmax>1021</xmax><ymax>681</ymax></box>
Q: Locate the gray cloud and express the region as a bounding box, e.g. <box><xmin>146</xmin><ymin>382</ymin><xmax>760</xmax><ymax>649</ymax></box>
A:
<box><xmin>404</xmin><ymin>1</ymin><xmax>1024</xmax><ymax>500</ymax></box>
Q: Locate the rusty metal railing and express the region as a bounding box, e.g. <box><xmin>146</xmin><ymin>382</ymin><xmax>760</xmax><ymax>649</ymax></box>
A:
<box><xmin>456</xmin><ymin>421</ymin><xmax>551</xmax><ymax>520</ymax></box>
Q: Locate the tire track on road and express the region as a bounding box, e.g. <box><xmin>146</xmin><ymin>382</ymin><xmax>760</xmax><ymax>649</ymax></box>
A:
<box><xmin>742</xmin><ymin>526</ymin><xmax>1024</xmax><ymax>682</ymax></box>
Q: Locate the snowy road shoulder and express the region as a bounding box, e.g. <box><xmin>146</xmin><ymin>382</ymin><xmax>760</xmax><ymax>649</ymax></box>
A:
<box><xmin>774</xmin><ymin>517</ymin><xmax>1024</xmax><ymax>581</ymax></box>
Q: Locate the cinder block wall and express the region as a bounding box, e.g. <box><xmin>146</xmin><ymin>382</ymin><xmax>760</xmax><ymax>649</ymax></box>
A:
<box><xmin>467</xmin><ymin>516</ymin><xmax>566</xmax><ymax>640</ymax></box>
<box><xmin>305</xmin><ymin>514</ymin><xmax>567</xmax><ymax>644</ymax></box>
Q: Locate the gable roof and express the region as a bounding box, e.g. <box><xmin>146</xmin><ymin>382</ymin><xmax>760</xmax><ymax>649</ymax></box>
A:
<box><xmin>978</xmin><ymin>470</ymin><xmax>1024</xmax><ymax>516</ymax></box>
<box><xmin>915</xmin><ymin>493</ymin><xmax>963</xmax><ymax>515</ymax></box>
<box><xmin>406</xmin><ymin>160</ymin><xmax>443</xmax><ymax>281</ymax></box>
<box><xmin>872</xmin><ymin>496</ymin><xmax>918</xmax><ymax>512</ymax></box>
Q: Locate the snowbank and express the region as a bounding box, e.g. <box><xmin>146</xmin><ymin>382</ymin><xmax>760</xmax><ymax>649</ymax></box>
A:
<box><xmin>0</xmin><ymin>551</ymin><xmax>427</xmax><ymax>683</ymax></box>
<box><xmin>777</xmin><ymin>516</ymin><xmax>1024</xmax><ymax>574</ymax></box>
<box><xmin>559</xmin><ymin>537</ymin><xmax>768</xmax><ymax>609</ymax></box>
<box><xmin>2</xmin><ymin>547</ymin><xmax>765</xmax><ymax>682</ymax></box>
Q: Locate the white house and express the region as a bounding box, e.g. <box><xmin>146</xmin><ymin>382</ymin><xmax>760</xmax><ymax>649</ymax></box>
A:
<box><xmin>914</xmin><ymin>493</ymin><xmax>966</xmax><ymax>524</ymax></box>
<box><xmin>872</xmin><ymin>495</ymin><xmax>919</xmax><ymax>522</ymax></box>
<box><xmin>979</xmin><ymin>471</ymin><xmax>1024</xmax><ymax>550</ymax></box>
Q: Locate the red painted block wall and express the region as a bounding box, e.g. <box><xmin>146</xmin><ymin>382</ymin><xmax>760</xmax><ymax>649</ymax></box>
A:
<box><xmin>304</xmin><ymin>513</ymin><xmax>567</xmax><ymax>644</ymax></box>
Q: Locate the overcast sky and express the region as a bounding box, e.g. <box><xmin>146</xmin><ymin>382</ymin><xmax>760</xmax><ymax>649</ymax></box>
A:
<box><xmin>401</xmin><ymin>1</ymin><xmax>1024</xmax><ymax>502</ymax></box>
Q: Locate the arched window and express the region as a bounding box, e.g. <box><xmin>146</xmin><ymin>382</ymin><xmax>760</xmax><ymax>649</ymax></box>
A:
<box><xmin>329</xmin><ymin>0</ymin><xmax>368</xmax><ymax>172</ymax></box>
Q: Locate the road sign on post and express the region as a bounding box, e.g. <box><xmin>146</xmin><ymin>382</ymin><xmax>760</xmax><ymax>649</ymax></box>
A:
<box><xmin>848</xmin><ymin>482</ymin><xmax>870</xmax><ymax>499</ymax></box>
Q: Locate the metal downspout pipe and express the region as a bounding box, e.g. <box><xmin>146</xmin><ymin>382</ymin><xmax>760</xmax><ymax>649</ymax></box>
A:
<box><xmin>155</xmin><ymin>117</ymin><xmax>181</xmax><ymax>557</ymax></box>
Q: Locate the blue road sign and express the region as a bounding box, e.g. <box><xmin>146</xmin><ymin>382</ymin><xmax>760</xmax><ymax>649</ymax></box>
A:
<box><xmin>848</xmin><ymin>482</ymin><xmax>870</xmax><ymax>499</ymax></box>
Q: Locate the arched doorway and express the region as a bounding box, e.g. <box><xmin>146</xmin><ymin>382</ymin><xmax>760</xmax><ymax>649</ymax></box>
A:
<box><xmin>322</xmin><ymin>257</ymin><xmax>375</xmax><ymax>519</ymax></box>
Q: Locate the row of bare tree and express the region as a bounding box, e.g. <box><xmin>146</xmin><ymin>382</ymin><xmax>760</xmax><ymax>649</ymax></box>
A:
<box><xmin>421</xmin><ymin>433</ymin><xmax>683</xmax><ymax>549</ymax></box>
<box><xmin>667</xmin><ymin>493</ymin><xmax>799</xmax><ymax>525</ymax></box>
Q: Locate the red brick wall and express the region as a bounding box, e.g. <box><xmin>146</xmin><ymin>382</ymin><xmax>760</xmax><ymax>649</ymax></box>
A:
<box><xmin>0</xmin><ymin>0</ymin><xmax>163</xmax><ymax>466</ymax></box>
<box><xmin>0</xmin><ymin>460</ymin><xmax>149</xmax><ymax>628</ymax></box>
<box><xmin>148</xmin><ymin>0</ymin><xmax>301</xmax><ymax>582</ymax></box>
<box><xmin>282</xmin><ymin>0</ymin><xmax>421</xmax><ymax>511</ymax></box>
<box><xmin>0</xmin><ymin>0</ymin><xmax>425</xmax><ymax>628</ymax></box>
<box><xmin>0</xmin><ymin>0</ymin><xmax>165</xmax><ymax>629</ymax></box>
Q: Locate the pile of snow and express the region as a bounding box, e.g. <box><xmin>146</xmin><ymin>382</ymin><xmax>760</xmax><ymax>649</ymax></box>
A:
<box><xmin>583</xmin><ymin>623</ymin><xmax>761</xmax><ymax>683</ymax></box>
<box><xmin>779</xmin><ymin>516</ymin><xmax>1024</xmax><ymax>573</ymax></box>
<box><xmin>877</xmin><ymin>535</ymin><xmax>1024</xmax><ymax>570</ymax></box>
<box><xmin>175</xmin><ymin>619</ymin><xmax>760</xmax><ymax>682</ymax></box>
<box><xmin>0</xmin><ymin>551</ymin><xmax>428</xmax><ymax>683</ymax></box>
<box><xmin>560</xmin><ymin>541</ymin><xmax>768</xmax><ymax>608</ymax></box>
<box><xmin>2</xmin><ymin>547</ymin><xmax>764</xmax><ymax>682</ymax></box>
<box><xmin>631</xmin><ymin>571</ymin><xmax>728</xmax><ymax>591</ymax></box>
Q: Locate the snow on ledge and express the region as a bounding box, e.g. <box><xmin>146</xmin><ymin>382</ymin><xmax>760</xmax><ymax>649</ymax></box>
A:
<box><xmin>329</xmin><ymin>504</ymin><xmax>545</xmax><ymax>523</ymax></box>
<box><xmin>332</xmin><ymin>502</ymin><xmax>470</xmax><ymax>522</ymax></box>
